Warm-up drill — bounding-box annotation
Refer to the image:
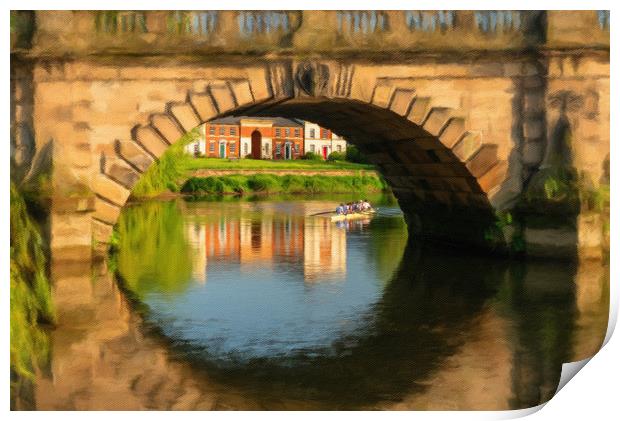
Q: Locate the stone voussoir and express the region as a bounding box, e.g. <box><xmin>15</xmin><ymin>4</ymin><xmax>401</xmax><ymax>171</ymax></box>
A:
<box><xmin>116</xmin><ymin>140</ymin><xmax>154</xmax><ymax>173</ymax></box>
<box><xmin>151</xmin><ymin>113</ymin><xmax>185</xmax><ymax>144</ymax></box>
<box><xmin>407</xmin><ymin>97</ymin><xmax>432</xmax><ymax>125</ymax></box>
<box><xmin>422</xmin><ymin>107</ymin><xmax>454</xmax><ymax>137</ymax></box>
<box><xmin>169</xmin><ymin>102</ymin><xmax>201</xmax><ymax>133</ymax></box>
<box><xmin>102</xmin><ymin>157</ymin><xmax>141</xmax><ymax>189</ymax></box>
<box><xmin>189</xmin><ymin>91</ymin><xmax>218</xmax><ymax>122</ymax></box>
<box><xmin>92</xmin><ymin>174</ymin><xmax>130</xmax><ymax>206</ymax></box>
<box><xmin>93</xmin><ymin>197</ymin><xmax>121</xmax><ymax>226</ymax></box>
<box><xmin>133</xmin><ymin>125</ymin><xmax>169</xmax><ymax>159</ymax></box>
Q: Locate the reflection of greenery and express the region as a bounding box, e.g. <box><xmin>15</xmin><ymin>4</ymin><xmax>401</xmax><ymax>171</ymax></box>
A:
<box><xmin>131</xmin><ymin>128</ymin><xmax>201</xmax><ymax>198</ymax></box>
<box><xmin>10</xmin><ymin>182</ymin><xmax>55</xmax><ymax>406</ymax></box>
<box><xmin>366</xmin><ymin>216</ymin><xmax>408</xmax><ymax>283</ymax></box>
<box><xmin>115</xmin><ymin>201</ymin><xmax>193</xmax><ymax>299</ymax></box>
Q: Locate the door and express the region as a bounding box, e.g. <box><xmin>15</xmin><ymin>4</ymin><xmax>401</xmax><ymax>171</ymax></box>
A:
<box><xmin>322</xmin><ymin>146</ymin><xmax>328</xmax><ymax>160</ymax></box>
<box><xmin>285</xmin><ymin>143</ymin><xmax>292</xmax><ymax>160</ymax></box>
<box><xmin>251</xmin><ymin>130</ymin><xmax>262</xmax><ymax>159</ymax></box>
<box><xmin>219</xmin><ymin>142</ymin><xmax>226</xmax><ymax>158</ymax></box>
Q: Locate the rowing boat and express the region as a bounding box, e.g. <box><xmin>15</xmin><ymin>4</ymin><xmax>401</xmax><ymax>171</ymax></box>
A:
<box><xmin>328</xmin><ymin>209</ymin><xmax>377</xmax><ymax>222</ymax></box>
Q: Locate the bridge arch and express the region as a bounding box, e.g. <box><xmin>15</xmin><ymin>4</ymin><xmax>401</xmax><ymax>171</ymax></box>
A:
<box><xmin>91</xmin><ymin>67</ymin><xmax>510</xmax><ymax>254</ymax></box>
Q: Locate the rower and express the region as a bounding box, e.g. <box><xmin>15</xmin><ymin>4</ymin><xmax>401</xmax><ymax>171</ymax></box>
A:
<box><xmin>336</xmin><ymin>203</ymin><xmax>345</xmax><ymax>215</ymax></box>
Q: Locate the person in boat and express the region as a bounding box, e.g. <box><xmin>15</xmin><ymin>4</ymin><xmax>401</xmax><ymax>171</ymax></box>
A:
<box><xmin>362</xmin><ymin>199</ymin><xmax>372</xmax><ymax>211</ymax></box>
<box><xmin>336</xmin><ymin>203</ymin><xmax>345</xmax><ymax>215</ymax></box>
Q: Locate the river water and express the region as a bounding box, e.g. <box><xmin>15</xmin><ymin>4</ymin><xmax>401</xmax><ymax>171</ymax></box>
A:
<box><xmin>35</xmin><ymin>194</ymin><xmax>609</xmax><ymax>410</ymax></box>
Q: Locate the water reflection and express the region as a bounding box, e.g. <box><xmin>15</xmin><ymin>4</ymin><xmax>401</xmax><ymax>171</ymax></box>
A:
<box><xmin>34</xmin><ymin>197</ymin><xmax>608</xmax><ymax>410</ymax></box>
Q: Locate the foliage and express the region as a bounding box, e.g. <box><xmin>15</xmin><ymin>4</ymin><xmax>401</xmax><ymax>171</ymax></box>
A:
<box><xmin>114</xmin><ymin>201</ymin><xmax>193</xmax><ymax>299</ymax></box>
<box><xmin>10</xmin><ymin>182</ymin><xmax>55</xmax><ymax>401</ymax></box>
<box><xmin>345</xmin><ymin>144</ymin><xmax>370</xmax><ymax>164</ymax></box>
<box><xmin>181</xmin><ymin>174</ymin><xmax>388</xmax><ymax>196</ymax></box>
<box><xmin>131</xmin><ymin>128</ymin><xmax>201</xmax><ymax>198</ymax></box>
<box><xmin>327</xmin><ymin>151</ymin><xmax>346</xmax><ymax>162</ymax></box>
<box><xmin>301</xmin><ymin>151</ymin><xmax>324</xmax><ymax>161</ymax></box>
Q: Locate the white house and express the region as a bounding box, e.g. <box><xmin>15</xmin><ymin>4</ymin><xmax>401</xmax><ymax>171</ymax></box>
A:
<box><xmin>302</xmin><ymin>120</ymin><xmax>347</xmax><ymax>159</ymax></box>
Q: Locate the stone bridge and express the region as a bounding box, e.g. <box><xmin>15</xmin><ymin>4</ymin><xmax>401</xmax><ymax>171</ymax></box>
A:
<box><xmin>10</xmin><ymin>11</ymin><xmax>610</xmax><ymax>261</ymax></box>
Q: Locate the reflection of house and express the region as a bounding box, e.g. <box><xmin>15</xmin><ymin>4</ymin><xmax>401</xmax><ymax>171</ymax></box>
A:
<box><xmin>185</xmin><ymin>117</ymin><xmax>346</xmax><ymax>160</ymax></box>
<box><xmin>192</xmin><ymin>214</ymin><xmax>346</xmax><ymax>280</ymax></box>
<box><xmin>185</xmin><ymin>222</ymin><xmax>207</xmax><ymax>283</ymax></box>
<box><xmin>303</xmin><ymin>218</ymin><xmax>347</xmax><ymax>281</ymax></box>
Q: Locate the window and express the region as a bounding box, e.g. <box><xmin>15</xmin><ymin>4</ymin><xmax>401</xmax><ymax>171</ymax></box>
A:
<box><xmin>275</xmin><ymin>143</ymin><xmax>281</xmax><ymax>154</ymax></box>
<box><xmin>310</xmin><ymin>144</ymin><xmax>315</xmax><ymax>153</ymax></box>
<box><xmin>230</xmin><ymin>142</ymin><xmax>236</xmax><ymax>153</ymax></box>
<box><xmin>244</xmin><ymin>143</ymin><xmax>248</xmax><ymax>155</ymax></box>
<box><xmin>209</xmin><ymin>126</ymin><xmax>215</xmax><ymax>135</ymax></box>
<box><xmin>321</xmin><ymin>129</ymin><xmax>328</xmax><ymax>139</ymax></box>
<box><xmin>294</xmin><ymin>143</ymin><xmax>300</xmax><ymax>153</ymax></box>
<box><xmin>337</xmin><ymin>11</ymin><xmax>389</xmax><ymax>34</ymax></box>
<box><xmin>219</xmin><ymin>127</ymin><xmax>226</xmax><ymax>135</ymax></box>
<box><xmin>337</xmin><ymin>145</ymin><xmax>342</xmax><ymax>152</ymax></box>
<box><xmin>265</xmin><ymin>144</ymin><xmax>270</xmax><ymax>155</ymax></box>
<box><xmin>96</xmin><ymin>11</ymin><xmax>148</xmax><ymax>33</ymax></box>
<box><xmin>209</xmin><ymin>142</ymin><xmax>215</xmax><ymax>152</ymax></box>
<box><xmin>309</xmin><ymin>128</ymin><xmax>315</xmax><ymax>138</ymax></box>
<box><xmin>275</xmin><ymin>128</ymin><xmax>281</xmax><ymax>137</ymax></box>
<box><xmin>295</xmin><ymin>129</ymin><xmax>300</xmax><ymax>137</ymax></box>
<box><xmin>230</xmin><ymin>127</ymin><xmax>236</xmax><ymax>136</ymax></box>
<box><xmin>285</xmin><ymin>128</ymin><xmax>290</xmax><ymax>137</ymax></box>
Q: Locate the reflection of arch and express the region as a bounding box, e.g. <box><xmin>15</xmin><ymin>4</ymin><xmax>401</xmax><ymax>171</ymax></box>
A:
<box><xmin>132</xmin><ymin>238</ymin><xmax>578</xmax><ymax>409</ymax></box>
<box><xmin>251</xmin><ymin>130</ymin><xmax>262</xmax><ymax>159</ymax></box>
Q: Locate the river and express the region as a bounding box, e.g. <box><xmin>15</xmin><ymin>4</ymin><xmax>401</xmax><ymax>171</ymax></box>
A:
<box><xmin>34</xmin><ymin>194</ymin><xmax>609</xmax><ymax>410</ymax></box>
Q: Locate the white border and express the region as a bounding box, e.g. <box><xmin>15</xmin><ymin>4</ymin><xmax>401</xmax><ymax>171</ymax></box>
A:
<box><xmin>3</xmin><ymin>1</ymin><xmax>617</xmax><ymax>419</ymax></box>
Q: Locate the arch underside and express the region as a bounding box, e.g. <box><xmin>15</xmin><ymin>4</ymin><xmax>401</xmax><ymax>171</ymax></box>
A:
<box><xmin>92</xmin><ymin>81</ymin><xmax>509</xmax><ymax>251</ymax></box>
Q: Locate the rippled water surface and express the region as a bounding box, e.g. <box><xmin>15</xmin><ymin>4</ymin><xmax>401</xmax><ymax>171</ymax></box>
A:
<box><xmin>36</xmin><ymin>194</ymin><xmax>609</xmax><ymax>410</ymax></box>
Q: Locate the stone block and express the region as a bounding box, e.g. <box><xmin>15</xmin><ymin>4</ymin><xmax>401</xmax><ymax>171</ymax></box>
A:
<box><xmin>117</xmin><ymin>140</ymin><xmax>154</xmax><ymax>173</ymax></box>
<box><xmin>452</xmin><ymin>132</ymin><xmax>482</xmax><ymax>161</ymax></box>
<box><xmin>71</xmin><ymin>143</ymin><xmax>93</xmax><ymax>168</ymax></box>
<box><xmin>477</xmin><ymin>160</ymin><xmax>508</xmax><ymax>194</ymax></box>
<box><xmin>134</xmin><ymin>125</ymin><xmax>168</xmax><ymax>158</ymax></box>
<box><xmin>407</xmin><ymin>97</ymin><xmax>431</xmax><ymax>125</ymax></box>
<box><xmin>92</xmin><ymin>219</ymin><xmax>114</xmax><ymax>245</ymax></box>
<box><xmin>189</xmin><ymin>91</ymin><xmax>218</xmax><ymax>122</ymax></box>
<box><xmin>103</xmin><ymin>159</ymin><xmax>141</xmax><ymax>189</ymax></box>
<box><xmin>389</xmin><ymin>89</ymin><xmax>416</xmax><ymax>116</ymax></box>
<box><xmin>466</xmin><ymin>144</ymin><xmax>499</xmax><ymax>178</ymax></box>
<box><xmin>170</xmin><ymin>103</ymin><xmax>201</xmax><ymax>132</ymax></box>
<box><xmin>93</xmin><ymin>198</ymin><xmax>121</xmax><ymax>225</ymax></box>
<box><xmin>229</xmin><ymin>80</ymin><xmax>254</xmax><ymax>107</ymax></box>
<box><xmin>371</xmin><ymin>84</ymin><xmax>393</xmax><ymax>108</ymax></box>
<box><xmin>423</xmin><ymin>107</ymin><xmax>452</xmax><ymax>136</ymax></box>
<box><xmin>439</xmin><ymin>118</ymin><xmax>467</xmax><ymax>149</ymax></box>
<box><xmin>208</xmin><ymin>84</ymin><xmax>235</xmax><ymax>113</ymax></box>
<box><xmin>92</xmin><ymin>174</ymin><xmax>130</xmax><ymax>206</ymax></box>
<box><xmin>151</xmin><ymin>114</ymin><xmax>184</xmax><ymax>144</ymax></box>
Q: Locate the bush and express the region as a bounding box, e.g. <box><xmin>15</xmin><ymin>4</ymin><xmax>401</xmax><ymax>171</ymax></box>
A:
<box><xmin>327</xmin><ymin>151</ymin><xmax>346</xmax><ymax>162</ymax></box>
<box><xmin>345</xmin><ymin>144</ymin><xmax>369</xmax><ymax>164</ymax></box>
<box><xmin>302</xmin><ymin>151</ymin><xmax>324</xmax><ymax>161</ymax></box>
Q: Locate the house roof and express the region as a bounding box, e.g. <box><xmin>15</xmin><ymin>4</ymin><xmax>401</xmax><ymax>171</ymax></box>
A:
<box><xmin>209</xmin><ymin>116</ymin><xmax>303</xmax><ymax>127</ymax></box>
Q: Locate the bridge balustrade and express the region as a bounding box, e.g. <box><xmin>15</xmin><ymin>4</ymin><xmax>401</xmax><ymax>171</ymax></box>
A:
<box><xmin>9</xmin><ymin>10</ymin><xmax>610</xmax><ymax>55</ymax></box>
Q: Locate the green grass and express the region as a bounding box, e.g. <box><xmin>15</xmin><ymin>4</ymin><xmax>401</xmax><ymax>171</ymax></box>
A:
<box><xmin>181</xmin><ymin>174</ymin><xmax>388</xmax><ymax>196</ymax></box>
<box><xmin>130</xmin><ymin>128</ymin><xmax>201</xmax><ymax>198</ymax></box>
<box><xmin>182</xmin><ymin>157</ymin><xmax>375</xmax><ymax>171</ymax></box>
<box><xmin>10</xmin><ymin>182</ymin><xmax>55</xmax><ymax>404</ymax></box>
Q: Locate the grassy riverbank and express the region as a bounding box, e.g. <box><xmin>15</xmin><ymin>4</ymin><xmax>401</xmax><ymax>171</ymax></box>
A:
<box><xmin>181</xmin><ymin>174</ymin><xmax>387</xmax><ymax>196</ymax></box>
<box><xmin>130</xmin><ymin>130</ymin><xmax>383</xmax><ymax>199</ymax></box>
<box><xmin>183</xmin><ymin>157</ymin><xmax>374</xmax><ymax>171</ymax></box>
